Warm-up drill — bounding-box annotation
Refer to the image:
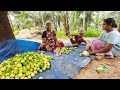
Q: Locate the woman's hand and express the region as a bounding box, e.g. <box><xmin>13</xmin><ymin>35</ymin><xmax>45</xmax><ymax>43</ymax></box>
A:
<box><xmin>46</xmin><ymin>45</ymin><xmax>52</xmax><ymax>51</ymax></box>
<box><xmin>88</xmin><ymin>51</ymin><xmax>95</xmax><ymax>55</ymax></box>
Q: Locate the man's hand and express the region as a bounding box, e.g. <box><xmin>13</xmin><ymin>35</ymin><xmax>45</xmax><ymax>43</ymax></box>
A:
<box><xmin>72</xmin><ymin>43</ymin><xmax>79</xmax><ymax>47</ymax></box>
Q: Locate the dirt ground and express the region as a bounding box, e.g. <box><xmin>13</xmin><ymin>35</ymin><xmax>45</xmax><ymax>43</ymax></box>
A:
<box><xmin>74</xmin><ymin>57</ymin><xmax>120</xmax><ymax>79</ymax></box>
<box><xmin>16</xmin><ymin>31</ymin><xmax>120</xmax><ymax>79</ymax></box>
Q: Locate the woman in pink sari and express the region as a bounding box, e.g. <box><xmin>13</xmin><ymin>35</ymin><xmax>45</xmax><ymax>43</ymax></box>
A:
<box><xmin>85</xmin><ymin>18</ymin><xmax>120</xmax><ymax>58</ymax></box>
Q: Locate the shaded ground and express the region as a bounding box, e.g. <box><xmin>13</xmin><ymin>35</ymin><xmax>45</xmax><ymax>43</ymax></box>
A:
<box><xmin>16</xmin><ymin>30</ymin><xmax>120</xmax><ymax>79</ymax></box>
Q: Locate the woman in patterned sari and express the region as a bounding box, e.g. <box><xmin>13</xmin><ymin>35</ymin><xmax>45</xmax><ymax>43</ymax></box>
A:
<box><xmin>38</xmin><ymin>21</ymin><xmax>64</xmax><ymax>56</ymax></box>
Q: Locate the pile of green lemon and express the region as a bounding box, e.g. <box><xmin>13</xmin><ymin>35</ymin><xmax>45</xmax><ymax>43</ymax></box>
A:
<box><xmin>0</xmin><ymin>52</ymin><xmax>53</xmax><ymax>79</ymax></box>
<box><xmin>60</xmin><ymin>47</ymin><xmax>77</xmax><ymax>54</ymax></box>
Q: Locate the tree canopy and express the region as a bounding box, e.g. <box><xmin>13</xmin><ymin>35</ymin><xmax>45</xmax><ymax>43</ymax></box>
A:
<box><xmin>9</xmin><ymin>11</ymin><xmax>120</xmax><ymax>33</ymax></box>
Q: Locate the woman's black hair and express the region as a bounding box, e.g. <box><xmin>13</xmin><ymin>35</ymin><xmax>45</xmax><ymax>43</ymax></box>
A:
<box><xmin>104</xmin><ymin>18</ymin><xmax>118</xmax><ymax>28</ymax></box>
<box><xmin>46</xmin><ymin>21</ymin><xmax>51</xmax><ymax>26</ymax></box>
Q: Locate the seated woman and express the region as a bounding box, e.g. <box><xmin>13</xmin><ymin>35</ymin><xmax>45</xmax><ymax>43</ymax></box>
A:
<box><xmin>66</xmin><ymin>30</ymin><xmax>87</xmax><ymax>47</ymax></box>
<box><xmin>85</xmin><ymin>18</ymin><xmax>120</xmax><ymax>58</ymax></box>
<box><xmin>38</xmin><ymin>21</ymin><xmax>64</xmax><ymax>56</ymax></box>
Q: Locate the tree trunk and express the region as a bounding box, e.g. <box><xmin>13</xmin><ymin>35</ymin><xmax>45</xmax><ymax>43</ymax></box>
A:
<box><xmin>41</xmin><ymin>13</ymin><xmax>45</xmax><ymax>28</ymax></box>
<box><xmin>58</xmin><ymin>20</ymin><xmax>60</xmax><ymax>27</ymax></box>
<box><xmin>55</xmin><ymin>21</ymin><xmax>57</xmax><ymax>31</ymax></box>
<box><xmin>8</xmin><ymin>13</ymin><xmax>13</xmax><ymax>30</ymax></box>
<box><xmin>63</xmin><ymin>11</ymin><xmax>69</xmax><ymax>35</ymax></box>
<box><xmin>0</xmin><ymin>11</ymin><xmax>15</xmax><ymax>42</ymax></box>
<box><xmin>83</xmin><ymin>11</ymin><xmax>86</xmax><ymax>31</ymax></box>
<box><xmin>53</xmin><ymin>14</ymin><xmax>57</xmax><ymax>31</ymax></box>
<box><xmin>118</xmin><ymin>24</ymin><xmax>120</xmax><ymax>33</ymax></box>
<box><xmin>85</xmin><ymin>24</ymin><xmax>87</xmax><ymax>31</ymax></box>
<box><xmin>95</xmin><ymin>12</ymin><xmax>99</xmax><ymax>30</ymax></box>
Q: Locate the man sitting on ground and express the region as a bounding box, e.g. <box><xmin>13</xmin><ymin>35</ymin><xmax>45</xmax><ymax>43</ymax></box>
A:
<box><xmin>66</xmin><ymin>30</ymin><xmax>87</xmax><ymax>47</ymax></box>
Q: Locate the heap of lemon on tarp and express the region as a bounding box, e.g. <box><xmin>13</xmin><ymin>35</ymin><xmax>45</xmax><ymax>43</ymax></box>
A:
<box><xmin>60</xmin><ymin>47</ymin><xmax>77</xmax><ymax>54</ymax></box>
<box><xmin>0</xmin><ymin>52</ymin><xmax>53</xmax><ymax>79</ymax></box>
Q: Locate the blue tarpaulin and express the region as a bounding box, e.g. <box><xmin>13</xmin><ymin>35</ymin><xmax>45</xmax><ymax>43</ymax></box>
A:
<box><xmin>0</xmin><ymin>39</ymin><xmax>94</xmax><ymax>79</ymax></box>
<box><xmin>35</xmin><ymin>44</ymin><xmax>94</xmax><ymax>79</ymax></box>
<box><xmin>0</xmin><ymin>39</ymin><xmax>40</xmax><ymax>62</ymax></box>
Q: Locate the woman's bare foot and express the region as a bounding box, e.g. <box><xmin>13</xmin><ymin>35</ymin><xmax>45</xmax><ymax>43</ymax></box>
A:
<box><xmin>56</xmin><ymin>53</ymin><xmax>61</xmax><ymax>57</ymax></box>
<box><xmin>55</xmin><ymin>50</ymin><xmax>61</xmax><ymax>56</ymax></box>
<box><xmin>94</xmin><ymin>55</ymin><xmax>104</xmax><ymax>61</ymax></box>
<box><xmin>94</xmin><ymin>53</ymin><xmax>105</xmax><ymax>61</ymax></box>
<box><xmin>105</xmin><ymin>51</ymin><xmax>114</xmax><ymax>59</ymax></box>
<box><xmin>54</xmin><ymin>47</ymin><xmax>61</xmax><ymax>57</ymax></box>
<box><xmin>105</xmin><ymin>55</ymin><xmax>114</xmax><ymax>59</ymax></box>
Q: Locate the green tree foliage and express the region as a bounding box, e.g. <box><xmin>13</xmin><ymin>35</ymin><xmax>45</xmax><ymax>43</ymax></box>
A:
<box><xmin>9</xmin><ymin>11</ymin><xmax>120</xmax><ymax>35</ymax></box>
